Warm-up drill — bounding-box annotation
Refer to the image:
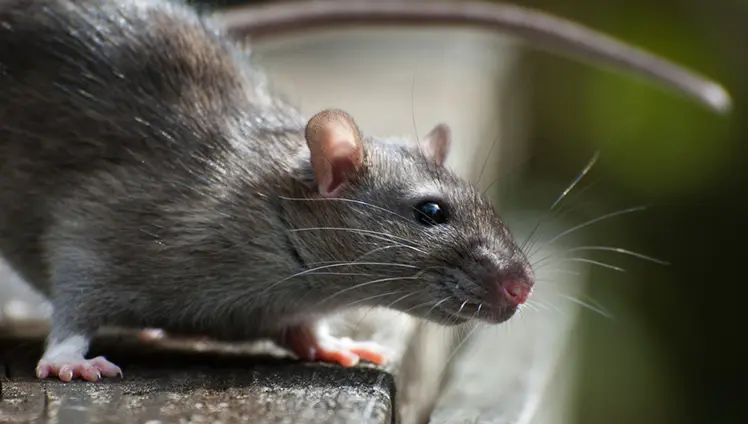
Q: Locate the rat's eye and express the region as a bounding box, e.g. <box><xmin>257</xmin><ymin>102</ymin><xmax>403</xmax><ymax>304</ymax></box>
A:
<box><xmin>414</xmin><ymin>201</ymin><xmax>448</xmax><ymax>225</ymax></box>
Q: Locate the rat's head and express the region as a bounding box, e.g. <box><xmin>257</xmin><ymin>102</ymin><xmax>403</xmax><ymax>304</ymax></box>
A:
<box><xmin>286</xmin><ymin>109</ymin><xmax>534</xmax><ymax>326</ymax></box>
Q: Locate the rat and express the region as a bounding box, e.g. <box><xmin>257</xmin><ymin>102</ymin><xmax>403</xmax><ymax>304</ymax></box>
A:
<box><xmin>0</xmin><ymin>0</ymin><xmax>729</xmax><ymax>383</ymax></box>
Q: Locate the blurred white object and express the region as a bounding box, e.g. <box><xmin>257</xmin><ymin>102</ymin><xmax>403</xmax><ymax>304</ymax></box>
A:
<box><xmin>0</xmin><ymin>257</ymin><xmax>51</xmax><ymax>324</ymax></box>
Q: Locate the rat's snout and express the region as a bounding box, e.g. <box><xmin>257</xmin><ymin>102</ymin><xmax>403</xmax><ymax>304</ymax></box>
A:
<box><xmin>478</xmin><ymin>258</ymin><xmax>534</xmax><ymax>311</ymax></box>
<box><xmin>500</xmin><ymin>279</ymin><xmax>532</xmax><ymax>306</ymax></box>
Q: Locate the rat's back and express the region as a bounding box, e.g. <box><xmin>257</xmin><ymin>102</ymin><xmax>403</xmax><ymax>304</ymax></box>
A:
<box><xmin>0</xmin><ymin>0</ymin><xmax>256</xmax><ymax>167</ymax></box>
<box><xmin>0</xmin><ymin>0</ymin><xmax>303</xmax><ymax>289</ymax></box>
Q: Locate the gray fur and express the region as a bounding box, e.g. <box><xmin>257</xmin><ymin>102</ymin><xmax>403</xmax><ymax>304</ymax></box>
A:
<box><xmin>0</xmin><ymin>0</ymin><xmax>532</xmax><ymax>347</ymax></box>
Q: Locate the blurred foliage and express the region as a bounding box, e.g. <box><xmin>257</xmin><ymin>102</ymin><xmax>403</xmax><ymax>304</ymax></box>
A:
<box><xmin>521</xmin><ymin>1</ymin><xmax>738</xmax><ymax>197</ymax></box>
<box><xmin>515</xmin><ymin>0</ymin><xmax>747</xmax><ymax>423</ymax></box>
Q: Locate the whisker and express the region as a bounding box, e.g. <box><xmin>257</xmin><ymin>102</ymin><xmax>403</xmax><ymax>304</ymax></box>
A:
<box><xmin>537</xmin><ymin>257</ymin><xmax>626</xmax><ymax>273</ymax></box>
<box><xmin>531</xmin><ymin>253</ymin><xmax>556</xmax><ymax>268</ymax></box>
<box><xmin>262</xmin><ymin>261</ymin><xmax>421</xmax><ymax>293</ymax></box>
<box><xmin>576</xmin><ymin>293</ymin><xmax>610</xmax><ymax>315</ymax></box>
<box><xmin>556</xmin><ymin>294</ymin><xmax>614</xmax><ymax>319</ymax></box>
<box><xmin>457</xmin><ymin>300</ymin><xmax>469</xmax><ymax>316</ymax></box>
<box><xmin>530</xmin><ymin>205</ymin><xmax>648</xmax><ymax>257</ymax></box>
<box><xmin>441</xmin><ymin>321</ymin><xmax>481</xmax><ymax>375</ymax></box>
<box><xmin>480</xmin><ymin>152</ymin><xmax>534</xmax><ymax>196</ymax></box>
<box><xmin>520</xmin><ymin>302</ymin><xmax>538</xmax><ymax>313</ymax></box>
<box><xmin>564</xmin><ymin>246</ymin><xmax>670</xmax><ymax>265</ymax></box>
<box><xmin>411</xmin><ymin>70</ymin><xmax>420</xmax><ymax>143</ymax></box>
<box><xmin>354</xmin><ymin>244</ymin><xmax>408</xmax><ymax>261</ymax></box>
<box><xmin>522</xmin><ymin>152</ymin><xmax>600</xmax><ymax>252</ymax></box>
<box><xmin>535</xmin><ymin>269</ymin><xmax>582</xmax><ymax>276</ymax></box>
<box><xmin>289</xmin><ymin>227</ymin><xmax>425</xmax><ymax>252</ymax></box>
<box><xmin>403</xmin><ymin>299</ymin><xmax>440</xmax><ymax>314</ymax></box>
<box><xmin>278</xmin><ymin>197</ymin><xmax>414</xmax><ymax>224</ymax></box>
<box><xmin>316</xmin><ymin>275</ymin><xmax>424</xmax><ymax>305</ymax></box>
<box><xmin>527</xmin><ymin>298</ymin><xmax>566</xmax><ymax>315</ymax></box>
<box><xmin>476</xmin><ymin>132</ymin><xmax>501</xmax><ymax>187</ymax></box>
<box><xmin>384</xmin><ymin>291</ymin><xmax>421</xmax><ymax>310</ymax></box>
<box><xmin>339</xmin><ymin>290</ymin><xmax>405</xmax><ymax>309</ymax></box>
<box><xmin>551</xmin><ymin>151</ymin><xmax>600</xmax><ymax>210</ymax></box>
<box><xmin>427</xmin><ymin>297</ymin><xmax>453</xmax><ymax>316</ymax></box>
<box><xmin>304</xmin><ymin>272</ymin><xmax>381</xmax><ymax>277</ymax></box>
<box><xmin>524</xmin><ymin>195</ymin><xmax>598</xmax><ymax>254</ymax></box>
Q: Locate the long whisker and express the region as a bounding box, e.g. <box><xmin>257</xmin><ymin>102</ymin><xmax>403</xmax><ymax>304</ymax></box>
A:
<box><xmin>340</xmin><ymin>290</ymin><xmax>405</xmax><ymax>308</ymax></box>
<box><xmin>529</xmin><ymin>299</ymin><xmax>565</xmax><ymax>314</ymax></box>
<box><xmin>262</xmin><ymin>261</ymin><xmax>421</xmax><ymax>293</ymax></box>
<box><xmin>354</xmin><ymin>244</ymin><xmax>408</xmax><ymax>261</ymax></box>
<box><xmin>349</xmin><ymin>289</ymin><xmax>430</xmax><ymax>332</ymax></box>
<box><xmin>385</xmin><ymin>291</ymin><xmax>421</xmax><ymax>310</ymax></box>
<box><xmin>551</xmin><ymin>151</ymin><xmax>600</xmax><ymax>210</ymax></box>
<box><xmin>524</xmin><ymin>193</ymin><xmax>598</xmax><ymax>254</ymax></box>
<box><xmin>521</xmin><ymin>302</ymin><xmax>539</xmax><ymax>313</ymax></box>
<box><xmin>556</xmin><ymin>294</ymin><xmax>614</xmax><ymax>318</ymax></box>
<box><xmin>534</xmin><ymin>256</ymin><xmax>626</xmax><ymax>273</ymax></box>
<box><xmin>411</xmin><ymin>70</ymin><xmax>420</xmax><ymax>143</ymax></box>
<box><xmin>403</xmin><ymin>299</ymin><xmax>441</xmax><ymax>314</ymax></box>
<box><xmin>278</xmin><ymin>196</ymin><xmax>414</xmax><ymax>224</ymax></box>
<box><xmin>304</xmin><ymin>272</ymin><xmax>382</xmax><ymax>277</ymax></box>
<box><xmin>564</xmin><ymin>246</ymin><xmax>670</xmax><ymax>265</ymax></box>
<box><xmin>315</xmin><ymin>275</ymin><xmax>424</xmax><ymax>305</ymax></box>
<box><xmin>480</xmin><ymin>152</ymin><xmax>535</xmax><ymax>196</ymax></box>
<box><xmin>522</xmin><ymin>152</ymin><xmax>600</xmax><ymax>252</ymax></box>
<box><xmin>442</xmin><ymin>321</ymin><xmax>481</xmax><ymax>374</ymax></box>
<box><xmin>427</xmin><ymin>297</ymin><xmax>453</xmax><ymax>316</ymax></box>
<box><xmin>289</xmin><ymin>227</ymin><xmax>426</xmax><ymax>252</ymax></box>
<box><xmin>535</xmin><ymin>269</ymin><xmax>582</xmax><ymax>276</ymax></box>
<box><xmin>531</xmin><ymin>205</ymin><xmax>648</xmax><ymax>256</ymax></box>
<box><xmin>476</xmin><ymin>133</ymin><xmax>501</xmax><ymax>187</ymax></box>
<box><xmin>560</xmin><ymin>258</ymin><xmax>626</xmax><ymax>272</ymax></box>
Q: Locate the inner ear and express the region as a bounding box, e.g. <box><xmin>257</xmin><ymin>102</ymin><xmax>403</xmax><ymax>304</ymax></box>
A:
<box><xmin>305</xmin><ymin>109</ymin><xmax>364</xmax><ymax>197</ymax></box>
<box><xmin>419</xmin><ymin>124</ymin><xmax>451</xmax><ymax>166</ymax></box>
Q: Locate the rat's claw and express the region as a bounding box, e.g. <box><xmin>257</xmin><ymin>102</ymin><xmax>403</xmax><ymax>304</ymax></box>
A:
<box><xmin>36</xmin><ymin>356</ymin><xmax>122</xmax><ymax>382</ymax></box>
<box><xmin>282</xmin><ymin>325</ymin><xmax>393</xmax><ymax>368</ymax></box>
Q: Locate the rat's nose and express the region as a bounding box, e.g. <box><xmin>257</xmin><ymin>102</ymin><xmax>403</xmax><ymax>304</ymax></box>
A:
<box><xmin>500</xmin><ymin>281</ymin><xmax>532</xmax><ymax>306</ymax></box>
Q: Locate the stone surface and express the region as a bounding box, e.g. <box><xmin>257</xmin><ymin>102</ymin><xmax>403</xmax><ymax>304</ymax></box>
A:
<box><xmin>0</xmin><ymin>330</ymin><xmax>395</xmax><ymax>424</ymax></box>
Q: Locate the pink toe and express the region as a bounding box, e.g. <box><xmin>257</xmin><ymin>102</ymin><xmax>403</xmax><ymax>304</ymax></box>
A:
<box><xmin>59</xmin><ymin>366</ymin><xmax>75</xmax><ymax>382</ymax></box>
<box><xmin>315</xmin><ymin>348</ymin><xmax>360</xmax><ymax>367</ymax></box>
<box><xmin>91</xmin><ymin>357</ymin><xmax>122</xmax><ymax>377</ymax></box>
<box><xmin>80</xmin><ymin>365</ymin><xmax>101</xmax><ymax>382</ymax></box>
<box><xmin>36</xmin><ymin>364</ymin><xmax>50</xmax><ymax>379</ymax></box>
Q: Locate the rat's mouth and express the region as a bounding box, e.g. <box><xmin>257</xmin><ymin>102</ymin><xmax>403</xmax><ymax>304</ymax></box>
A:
<box><xmin>436</xmin><ymin>301</ymin><xmax>518</xmax><ymax>325</ymax></box>
<box><xmin>435</xmin><ymin>274</ymin><xmax>519</xmax><ymax>325</ymax></box>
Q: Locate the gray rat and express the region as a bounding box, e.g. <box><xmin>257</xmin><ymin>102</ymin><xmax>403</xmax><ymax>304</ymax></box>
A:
<box><xmin>0</xmin><ymin>0</ymin><xmax>729</xmax><ymax>383</ymax></box>
<box><xmin>0</xmin><ymin>0</ymin><xmax>535</xmax><ymax>382</ymax></box>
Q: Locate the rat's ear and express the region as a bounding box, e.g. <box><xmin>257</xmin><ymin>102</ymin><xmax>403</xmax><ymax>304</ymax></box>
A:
<box><xmin>305</xmin><ymin>109</ymin><xmax>364</xmax><ymax>197</ymax></box>
<box><xmin>419</xmin><ymin>124</ymin><xmax>451</xmax><ymax>166</ymax></box>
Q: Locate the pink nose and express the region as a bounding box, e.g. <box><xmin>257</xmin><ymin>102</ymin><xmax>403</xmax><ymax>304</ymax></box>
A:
<box><xmin>501</xmin><ymin>282</ymin><xmax>532</xmax><ymax>306</ymax></box>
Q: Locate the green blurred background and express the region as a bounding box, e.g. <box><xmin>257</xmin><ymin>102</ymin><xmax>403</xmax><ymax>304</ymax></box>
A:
<box><xmin>197</xmin><ymin>1</ymin><xmax>747</xmax><ymax>423</ymax></box>
<box><xmin>518</xmin><ymin>1</ymin><xmax>746</xmax><ymax>423</ymax></box>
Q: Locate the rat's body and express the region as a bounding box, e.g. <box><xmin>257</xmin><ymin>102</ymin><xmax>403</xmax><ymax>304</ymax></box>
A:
<box><xmin>0</xmin><ymin>0</ymin><xmax>534</xmax><ymax>381</ymax></box>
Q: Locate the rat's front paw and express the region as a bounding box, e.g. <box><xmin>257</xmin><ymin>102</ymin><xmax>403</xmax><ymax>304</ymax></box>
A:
<box><xmin>36</xmin><ymin>356</ymin><xmax>122</xmax><ymax>382</ymax></box>
<box><xmin>281</xmin><ymin>325</ymin><xmax>393</xmax><ymax>368</ymax></box>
